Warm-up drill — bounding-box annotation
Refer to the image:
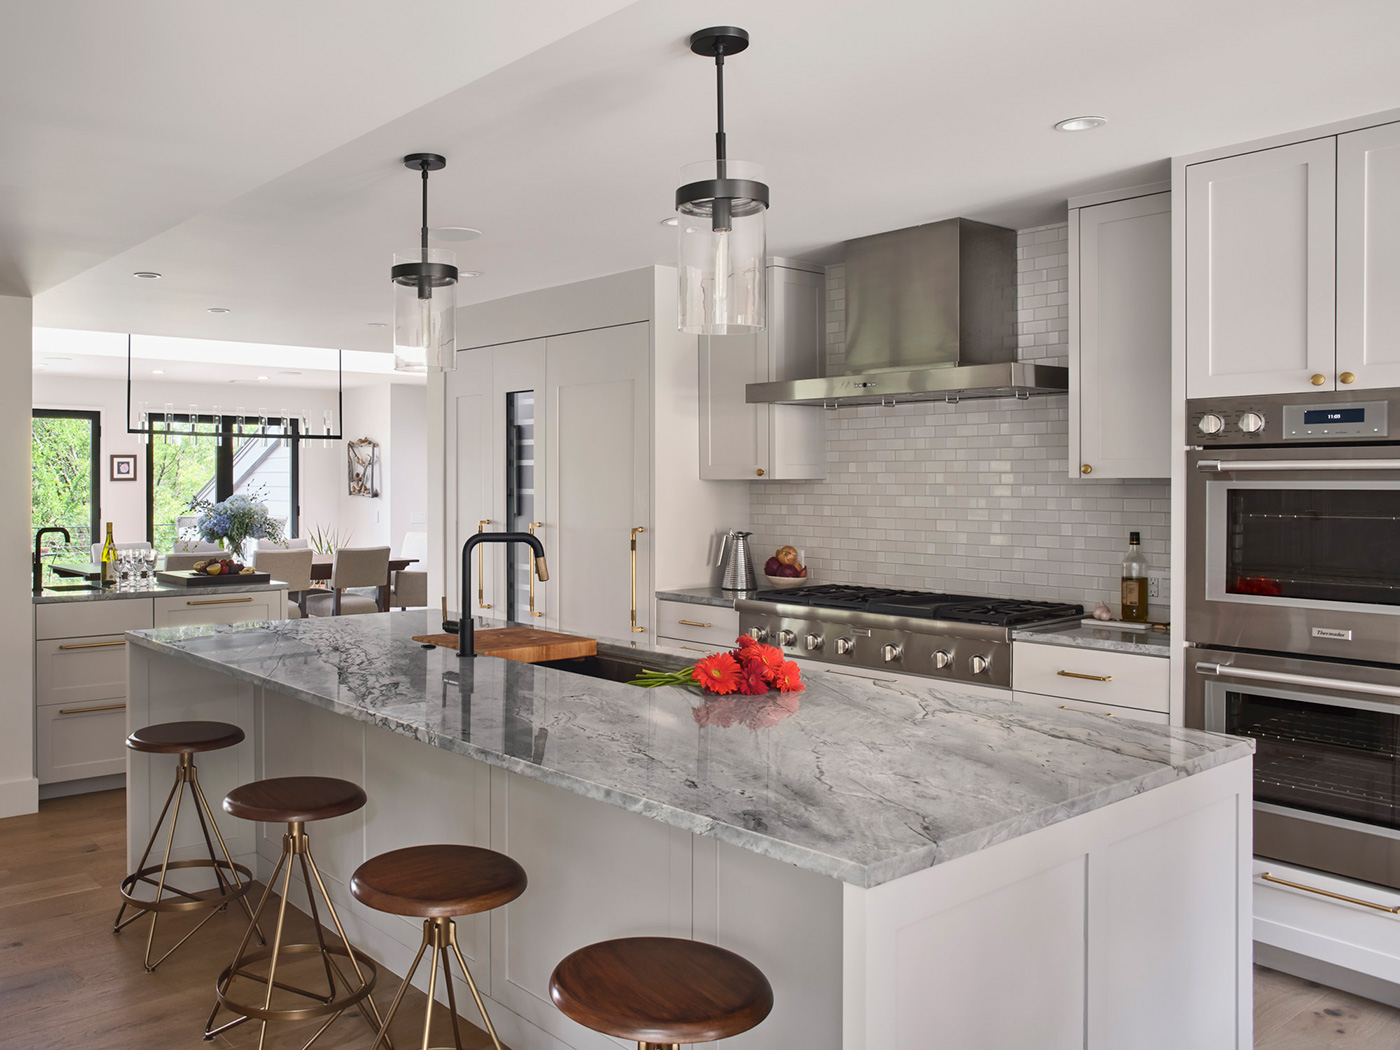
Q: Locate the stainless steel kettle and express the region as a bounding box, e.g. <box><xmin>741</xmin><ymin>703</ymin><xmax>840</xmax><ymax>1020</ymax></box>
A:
<box><xmin>717</xmin><ymin>529</ymin><xmax>757</xmax><ymax>591</ymax></box>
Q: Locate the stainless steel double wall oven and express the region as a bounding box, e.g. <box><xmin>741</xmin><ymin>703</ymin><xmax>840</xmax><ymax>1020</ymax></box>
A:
<box><xmin>1186</xmin><ymin>388</ymin><xmax>1400</xmax><ymax>888</ymax></box>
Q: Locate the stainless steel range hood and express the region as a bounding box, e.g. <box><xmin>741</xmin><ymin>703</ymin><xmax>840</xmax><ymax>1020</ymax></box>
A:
<box><xmin>747</xmin><ymin>218</ymin><xmax>1068</xmax><ymax>407</ymax></box>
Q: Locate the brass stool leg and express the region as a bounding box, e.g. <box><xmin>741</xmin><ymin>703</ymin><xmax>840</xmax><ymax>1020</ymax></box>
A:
<box><xmin>368</xmin><ymin>933</ymin><xmax>431</xmax><ymax>1050</ymax></box>
<box><xmin>303</xmin><ymin>842</ymin><xmax>391</xmax><ymax>1042</ymax></box>
<box><xmin>114</xmin><ymin>767</ymin><xmax>181</xmax><ymax>931</ymax></box>
<box><xmin>448</xmin><ymin>923</ymin><xmax>503</xmax><ymax>1050</ymax></box>
<box><xmin>372</xmin><ymin>918</ymin><xmax>492</xmax><ymax>1050</ymax></box>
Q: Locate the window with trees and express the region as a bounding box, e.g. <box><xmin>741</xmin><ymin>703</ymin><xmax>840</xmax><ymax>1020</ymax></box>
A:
<box><xmin>32</xmin><ymin>409</ymin><xmax>100</xmax><ymax>555</ymax></box>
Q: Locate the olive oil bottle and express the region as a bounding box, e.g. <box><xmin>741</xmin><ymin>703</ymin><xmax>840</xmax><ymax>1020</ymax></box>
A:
<box><xmin>1120</xmin><ymin>531</ymin><xmax>1149</xmax><ymax>623</ymax></box>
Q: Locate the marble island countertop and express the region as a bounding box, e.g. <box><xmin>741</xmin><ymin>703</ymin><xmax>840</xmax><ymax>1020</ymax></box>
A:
<box><xmin>1013</xmin><ymin>620</ymin><xmax>1171</xmax><ymax>657</ymax></box>
<box><xmin>126</xmin><ymin>611</ymin><xmax>1248</xmax><ymax>888</ymax></box>
<box><xmin>34</xmin><ymin>579</ymin><xmax>288</xmax><ymax>604</ymax></box>
<box><xmin>655</xmin><ymin>586</ymin><xmax>741</xmax><ymax>608</ymax></box>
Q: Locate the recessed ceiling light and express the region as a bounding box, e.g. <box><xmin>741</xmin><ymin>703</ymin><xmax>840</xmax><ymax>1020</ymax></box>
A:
<box><xmin>256</xmin><ymin>375</ymin><xmax>269</xmax><ymax>381</ymax></box>
<box><xmin>1054</xmin><ymin>115</ymin><xmax>1108</xmax><ymax>133</ymax></box>
<box><xmin>366</xmin><ymin>322</ymin><xmax>387</xmax><ymax>328</ymax></box>
<box><xmin>45</xmin><ymin>356</ymin><xmax>72</xmax><ymax>363</ymax></box>
<box><xmin>277</xmin><ymin>370</ymin><xmax>302</xmax><ymax>377</ymax></box>
<box><xmin>659</xmin><ymin>216</ymin><xmax>680</xmax><ymax>227</ymax></box>
<box><xmin>151</xmin><ymin>369</ymin><xmax>166</xmax><ymax>375</ymax></box>
<box><xmin>207</xmin><ymin>307</ymin><xmax>230</xmax><ymax>314</ymax></box>
<box><xmin>432</xmin><ymin>226</ymin><xmax>483</xmax><ymax>242</ymax></box>
<box><xmin>460</xmin><ymin>270</ymin><xmax>484</xmax><ymax>279</ymax></box>
<box><xmin>132</xmin><ymin>271</ymin><xmax>162</xmax><ymax>280</ymax></box>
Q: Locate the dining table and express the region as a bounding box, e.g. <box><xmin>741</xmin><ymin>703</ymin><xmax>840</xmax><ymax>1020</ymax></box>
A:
<box><xmin>310</xmin><ymin>553</ymin><xmax>418</xmax><ymax>613</ymax></box>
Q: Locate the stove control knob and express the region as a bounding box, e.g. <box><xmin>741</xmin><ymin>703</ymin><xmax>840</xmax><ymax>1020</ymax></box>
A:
<box><xmin>933</xmin><ymin>649</ymin><xmax>953</xmax><ymax>670</ymax></box>
<box><xmin>804</xmin><ymin>633</ymin><xmax>824</xmax><ymax>652</ymax></box>
<box><xmin>970</xmin><ymin>654</ymin><xmax>991</xmax><ymax>675</ymax></box>
<box><xmin>747</xmin><ymin>626</ymin><xmax>769</xmax><ymax>643</ymax></box>
<box><xmin>1238</xmin><ymin>411</ymin><xmax>1266</xmax><ymax>434</ymax></box>
<box><xmin>881</xmin><ymin>643</ymin><xmax>903</xmax><ymax>663</ymax></box>
<box><xmin>1196</xmin><ymin>412</ymin><xmax>1224</xmax><ymax>436</ymax></box>
<box><xmin>777</xmin><ymin>629</ymin><xmax>796</xmax><ymax>647</ymax></box>
<box><xmin>835</xmin><ymin>637</ymin><xmax>855</xmax><ymax>656</ymax></box>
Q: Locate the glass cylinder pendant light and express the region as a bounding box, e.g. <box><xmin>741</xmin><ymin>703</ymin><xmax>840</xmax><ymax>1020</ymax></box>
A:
<box><xmin>392</xmin><ymin>153</ymin><xmax>458</xmax><ymax>373</ymax></box>
<box><xmin>676</xmin><ymin>26</ymin><xmax>769</xmax><ymax>335</ymax></box>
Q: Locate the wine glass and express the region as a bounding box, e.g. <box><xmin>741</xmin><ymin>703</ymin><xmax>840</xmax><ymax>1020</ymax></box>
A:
<box><xmin>141</xmin><ymin>549</ymin><xmax>156</xmax><ymax>585</ymax></box>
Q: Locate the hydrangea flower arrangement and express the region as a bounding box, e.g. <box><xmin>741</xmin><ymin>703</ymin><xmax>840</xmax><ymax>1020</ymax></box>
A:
<box><xmin>189</xmin><ymin>492</ymin><xmax>283</xmax><ymax>560</ymax></box>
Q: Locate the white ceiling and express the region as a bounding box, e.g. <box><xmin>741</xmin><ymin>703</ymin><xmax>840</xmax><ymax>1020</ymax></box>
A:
<box><xmin>16</xmin><ymin>0</ymin><xmax>1400</xmax><ymax>352</ymax></box>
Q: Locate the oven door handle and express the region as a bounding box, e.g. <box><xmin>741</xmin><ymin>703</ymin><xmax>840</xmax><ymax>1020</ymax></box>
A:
<box><xmin>1196</xmin><ymin>661</ymin><xmax>1400</xmax><ymax>700</ymax></box>
<box><xmin>1195</xmin><ymin>458</ymin><xmax>1400</xmax><ymax>473</ymax></box>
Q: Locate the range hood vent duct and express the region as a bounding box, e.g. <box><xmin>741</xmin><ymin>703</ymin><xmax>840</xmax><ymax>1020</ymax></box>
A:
<box><xmin>747</xmin><ymin>218</ymin><xmax>1068</xmax><ymax>406</ymax></box>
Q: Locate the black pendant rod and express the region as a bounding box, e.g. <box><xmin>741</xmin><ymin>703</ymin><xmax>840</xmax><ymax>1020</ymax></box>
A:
<box><xmin>418</xmin><ymin>160</ymin><xmax>432</xmax><ymax>300</ymax></box>
<box><xmin>714</xmin><ymin>50</ymin><xmax>726</xmax><ymax>171</ymax></box>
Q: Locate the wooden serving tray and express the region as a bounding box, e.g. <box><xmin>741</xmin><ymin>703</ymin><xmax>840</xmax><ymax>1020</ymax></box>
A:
<box><xmin>156</xmin><ymin>569</ymin><xmax>272</xmax><ymax>587</ymax></box>
<box><xmin>412</xmin><ymin>627</ymin><xmax>597</xmax><ymax>664</ymax></box>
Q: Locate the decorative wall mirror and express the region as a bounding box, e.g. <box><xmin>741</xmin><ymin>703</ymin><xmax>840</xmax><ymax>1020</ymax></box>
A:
<box><xmin>347</xmin><ymin>437</ymin><xmax>379</xmax><ymax>497</ymax></box>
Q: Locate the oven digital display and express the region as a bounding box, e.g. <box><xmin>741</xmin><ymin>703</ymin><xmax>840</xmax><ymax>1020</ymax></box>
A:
<box><xmin>1302</xmin><ymin>408</ymin><xmax>1366</xmax><ymax>424</ymax></box>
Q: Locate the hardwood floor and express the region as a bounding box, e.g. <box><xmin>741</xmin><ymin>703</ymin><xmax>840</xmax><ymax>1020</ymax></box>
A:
<box><xmin>0</xmin><ymin>789</ymin><xmax>501</xmax><ymax>1049</ymax></box>
<box><xmin>1256</xmin><ymin>964</ymin><xmax>1400</xmax><ymax>1049</ymax></box>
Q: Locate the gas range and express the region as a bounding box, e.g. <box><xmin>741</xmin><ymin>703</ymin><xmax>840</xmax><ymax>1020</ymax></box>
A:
<box><xmin>736</xmin><ymin>585</ymin><xmax>1082</xmax><ymax>687</ymax></box>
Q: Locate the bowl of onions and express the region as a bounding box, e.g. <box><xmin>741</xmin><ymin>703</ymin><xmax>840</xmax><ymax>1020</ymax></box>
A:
<box><xmin>763</xmin><ymin>546</ymin><xmax>809</xmax><ymax>589</ymax></box>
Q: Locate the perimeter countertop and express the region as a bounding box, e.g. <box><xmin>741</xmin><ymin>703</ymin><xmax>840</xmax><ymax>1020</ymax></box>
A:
<box><xmin>126</xmin><ymin>611</ymin><xmax>1246</xmax><ymax>888</ymax></box>
<box><xmin>34</xmin><ymin>579</ymin><xmax>288</xmax><ymax>604</ymax></box>
<box><xmin>655</xmin><ymin>586</ymin><xmax>741</xmax><ymax>608</ymax></box>
<box><xmin>1013</xmin><ymin>621</ymin><xmax>1171</xmax><ymax>657</ymax></box>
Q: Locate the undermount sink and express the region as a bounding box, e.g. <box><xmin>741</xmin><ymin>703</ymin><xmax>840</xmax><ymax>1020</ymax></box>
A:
<box><xmin>41</xmin><ymin>583</ymin><xmax>103</xmax><ymax>593</ymax></box>
<box><xmin>536</xmin><ymin>650</ymin><xmax>688</xmax><ymax>684</ymax></box>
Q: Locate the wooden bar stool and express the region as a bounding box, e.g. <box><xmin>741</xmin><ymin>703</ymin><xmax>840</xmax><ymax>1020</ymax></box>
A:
<box><xmin>205</xmin><ymin>776</ymin><xmax>386</xmax><ymax>1050</ymax></box>
<box><xmin>115</xmin><ymin>720</ymin><xmax>258</xmax><ymax>971</ymax></box>
<box><xmin>548</xmin><ymin>937</ymin><xmax>774</xmax><ymax>1050</ymax></box>
<box><xmin>350</xmin><ymin>844</ymin><xmax>527</xmax><ymax>1050</ymax></box>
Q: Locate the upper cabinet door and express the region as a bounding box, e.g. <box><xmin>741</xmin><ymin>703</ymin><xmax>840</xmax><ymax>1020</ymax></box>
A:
<box><xmin>1338</xmin><ymin>122</ymin><xmax>1400</xmax><ymax>391</ymax></box>
<box><xmin>1186</xmin><ymin>139</ymin><xmax>1337</xmax><ymax>397</ymax></box>
<box><xmin>446</xmin><ymin>346</ymin><xmax>502</xmax><ymax>617</ymax></box>
<box><xmin>698</xmin><ymin>329</ymin><xmax>769</xmax><ymax>479</ymax></box>
<box><xmin>1073</xmin><ymin>191</ymin><xmax>1171</xmax><ymax>479</ymax></box>
<box><xmin>545</xmin><ymin>323</ymin><xmax>651</xmax><ymax>639</ymax></box>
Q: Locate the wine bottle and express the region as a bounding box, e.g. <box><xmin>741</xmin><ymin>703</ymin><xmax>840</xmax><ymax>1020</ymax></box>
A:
<box><xmin>1121</xmin><ymin>531</ymin><xmax>1149</xmax><ymax>623</ymax></box>
<box><xmin>100</xmin><ymin>522</ymin><xmax>117</xmax><ymax>588</ymax></box>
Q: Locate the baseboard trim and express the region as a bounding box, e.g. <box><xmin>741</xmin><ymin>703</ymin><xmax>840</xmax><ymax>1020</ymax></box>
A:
<box><xmin>1256</xmin><ymin>942</ymin><xmax>1400</xmax><ymax>1009</ymax></box>
<box><xmin>38</xmin><ymin>773</ymin><xmax>126</xmax><ymax>801</ymax></box>
<box><xmin>0</xmin><ymin>775</ymin><xmax>39</xmax><ymax>818</ymax></box>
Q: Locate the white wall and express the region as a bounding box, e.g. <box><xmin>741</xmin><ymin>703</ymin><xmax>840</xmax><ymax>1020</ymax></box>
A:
<box><xmin>2</xmin><ymin>297</ymin><xmax>36</xmax><ymax>817</ymax></box>
<box><xmin>31</xmin><ymin>373</ymin><xmax>345</xmax><ymax>546</ymax></box>
<box><xmin>750</xmin><ymin>225</ymin><xmax>1172</xmax><ymax>613</ymax></box>
<box><xmin>388</xmin><ymin>384</ymin><xmax>427</xmax><ymax>554</ymax></box>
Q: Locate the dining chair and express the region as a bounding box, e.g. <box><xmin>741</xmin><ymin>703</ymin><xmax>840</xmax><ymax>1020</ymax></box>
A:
<box><xmin>162</xmin><ymin>552</ymin><xmax>208</xmax><ymax>571</ymax></box>
<box><xmin>387</xmin><ymin>531</ymin><xmax>428</xmax><ymax>609</ymax></box>
<box><xmin>171</xmin><ymin>539</ymin><xmax>222</xmax><ymax>554</ymax></box>
<box><xmin>252</xmin><ymin>547</ymin><xmax>316</xmax><ymax>618</ymax></box>
<box><xmin>304</xmin><ymin>546</ymin><xmax>390</xmax><ymax>617</ymax></box>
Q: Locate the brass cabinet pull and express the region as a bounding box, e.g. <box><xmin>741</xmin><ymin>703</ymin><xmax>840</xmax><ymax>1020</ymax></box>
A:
<box><xmin>678</xmin><ymin>619</ymin><xmax>712</xmax><ymax>628</ymax></box>
<box><xmin>57</xmin><ymin>640</ymin><xmax>127</xmax><ymax>650</ymax></box>
<box><xmin>58</xmin><ymin>702</ymin><xmax>126</xmax><ymax>715</ymax></box>
<box><xmin>1061</xmin><ymin>704</ymin><xmax>1113</xmax><ymax>717</ymax></box>
<box><xmin>1310</xmin><ymin>373</ymin><xmax>1328</xmax><ymax>386</ymax></box>
<box><xmin>630</xmin><ymin>526</ymin><xmax>646</xmax><ymax>633</ymax></box>
<box><xmin>678</xmin><ymin>645</ymin><xmax>710</xmax><ymax>654</ymax></box>
<box><xmin>528</xmin><ymin>522</ymin><xmax>544</xmax><ymax>617</ymax></box>
<box><xmin>1261</xmin><ymin>872</ymin><xmax>1400</xmax><ymax>914</ymax></box>
<box><xmin>755</xmin><ymin>468</ymin><xmax>766</xmax><ymax>477</ymax></box>
<box><xmin>477</xmin><ymin>520</ymin><xmax>492</xmax><ymax>610</ymax></box>
<box><xmin>1340</xmin><ymin>371</ymin><xmax>1357</xmax><ymax>385</ymax></box>
<box><xmin>1057</xmin><ymin>670</ymin><xmax>1113</xmax><ymax>682</ymax></box>
<box><xmin>186</xmin><ymin>597</ymin><xmax>254</xmax><ymax>606</ymax></box>
<box><xmin>1081</xmin><ymin>464</ymin><xmax>1092</xmax><ymax>475</ymax></box>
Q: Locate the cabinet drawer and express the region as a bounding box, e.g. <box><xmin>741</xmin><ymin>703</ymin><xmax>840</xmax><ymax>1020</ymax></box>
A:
<box><xmin>1013</xmin><ymin>690</ymin><xmax>1169</xmax><ymax>725</ymax></box>
<box><xmin>153</xmin><ymin>590</ymin><xmax>285</xmax><ymax>628</ymax></box>
<box><xmin>36</xmin><ymin>698</ymin><xmax>128</xmax><ymax>784</ymax></box>
<box><xmin>36</xmin><ymin>636</ymin><xmax>128</xmax><ymax>708</ymax></box>
<box><xmin>35</xmin><ymin>599</ymin><xmax>153</xmax><ymax>641</ymax></box>
<box><xmin>656</xmin><ymin>600</ymin><xmax>739</xmax><ymax>648</ymax></box>
<box><xmin>1012</xmin><ymin>642</ymin><xmax>1168</xmax><ymax>713</ymax></box>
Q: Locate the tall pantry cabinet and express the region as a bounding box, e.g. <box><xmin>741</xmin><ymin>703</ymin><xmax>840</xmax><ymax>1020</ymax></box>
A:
<box><xmin>435</xmin><ymin>266</ymin><xmax>746</xmax><ymax>641</ymax></box>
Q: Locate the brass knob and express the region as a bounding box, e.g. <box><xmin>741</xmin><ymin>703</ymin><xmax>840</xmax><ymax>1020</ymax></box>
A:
<box><xmin>1310</xmin><ymin>374</ymin><xmax>1327</xmax><ymax>386</ymax></box>
<box><xmin>1081</xmin><ymin>464</ymin><xmax>1092</xmax><ymax>475</ymax></box>
<box><xmin>755</xmin><ymin>468</ymin><xmax>766</xmax><ymax>477</ymax></box>
<box><xmin>1340</xmin><ymin>371</ymin><xmax>1356</xmax><ymax>385</ymax></box>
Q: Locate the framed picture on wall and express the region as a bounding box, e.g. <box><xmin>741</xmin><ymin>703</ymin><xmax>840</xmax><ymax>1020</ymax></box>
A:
<box><xmin>110</xmin><ymin>454</ymin><xmax>137</xmax><ymax>482</ymax></box>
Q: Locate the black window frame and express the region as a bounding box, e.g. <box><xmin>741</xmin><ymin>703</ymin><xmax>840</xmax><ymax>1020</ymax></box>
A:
<box><xmin>32</xmin><ymin>408</ymin><xmax>102</xmax><ymax>544</ymax></box>
<box><xmin>145</xmin><ymin>415</ymin><xmax>299</xmax><ymax>545</ymax></box>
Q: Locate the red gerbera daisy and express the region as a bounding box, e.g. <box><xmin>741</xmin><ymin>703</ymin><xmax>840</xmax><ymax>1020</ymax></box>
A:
<box><xmin>735</xmin><ymin>634</ymin><xmax>760</xmax><ymax>650</ymax></box>
<box><xmin>739</xmin><ymin>643</ymin><xmax>785</xmax><ymax>678</ymax></box>
<box><xmin>692</xmin><ymin>652</ymin><xmax>742</xmax><ymax>695</ymax></box>
<box><xmin>771</xmin><ymin>659</ymin><xmax>805</xmax><ymax>693</ymax></box>
<box><xmin>736</xmin><ymin>662</ymin><xmax>770</xmax><ymax>696</ymax></box>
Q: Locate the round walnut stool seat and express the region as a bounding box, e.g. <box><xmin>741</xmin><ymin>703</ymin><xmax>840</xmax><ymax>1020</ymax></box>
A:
<box><xmin>205</xmin><ymin>776</ymin><xmax>387</xmax><ymax>1050</ymax></box>
<box><xmin>114</xmin><ymin>721</ymin><xmax>258</xmax><ymax>972</ymax></box>
<box><xmin>350</xmin><ymin>844</ymin><xmax>527</xmax><ymax>1050</ymax></box>
<box><xmin>549</xmin><ymin>937</ymin><xmax>774</xmax><ymax>1050</ymax></box>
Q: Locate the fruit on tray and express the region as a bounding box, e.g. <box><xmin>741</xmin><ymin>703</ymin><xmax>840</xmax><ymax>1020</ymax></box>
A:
<box><xmin>763</xmin><ymin>546</ymin><xmax>807</xmax><ymax>579</ymax></box>
<box><xmin>191</xmin><ymin>558</ymin><xmax>256</xmax><ymax>577</ymax></box>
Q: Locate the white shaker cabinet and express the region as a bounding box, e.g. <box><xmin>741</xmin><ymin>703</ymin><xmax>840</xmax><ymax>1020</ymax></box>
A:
<box><xmin>1185</xmin><ymin>138</ymin><xmax>1337</xmax><ymax>397</ymax></box>
<box><xmin>1069</xmin><ymin>189</ymin><xmax>1171</xmax><ymax>479</ymax></box>
<box><xmin>698</xmin><ymin>260</ymin><xmax>825</xmax><ymax>481</ymax></box>
<box><xmin>1338</xmin><ymin>121</ymin><xmax>1400</xmax><ymax>390</ymax></box>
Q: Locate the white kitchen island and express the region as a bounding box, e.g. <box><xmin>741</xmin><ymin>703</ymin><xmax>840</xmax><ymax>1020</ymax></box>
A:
<box><xmin>125</xmin><ymin>612</ymin><xmax>1254</xmax><ymax>1050</ymax></box>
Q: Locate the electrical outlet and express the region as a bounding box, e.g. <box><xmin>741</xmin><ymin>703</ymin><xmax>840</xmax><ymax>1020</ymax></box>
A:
<box><xmin>1148</xmin><ymin>576</ymin><xmax>1161</xmax><ymax>598</ymax></box>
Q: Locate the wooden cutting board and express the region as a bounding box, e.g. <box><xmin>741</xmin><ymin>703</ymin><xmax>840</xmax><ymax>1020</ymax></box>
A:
<box><xmin>412</xmin><ymin>627</ymin><xmax>597</xmax><ymax>664</ymax></box>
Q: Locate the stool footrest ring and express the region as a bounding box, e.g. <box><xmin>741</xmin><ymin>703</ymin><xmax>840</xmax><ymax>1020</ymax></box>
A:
<box><xmin>213</xmin><ymin>943</ymin><xmax>378</xmax><ymax>1024</ymax></box>
<box><xmin>118</xmin><ymin>858</ymin><xmax>254</xmax><ymax>914</ymax></box>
